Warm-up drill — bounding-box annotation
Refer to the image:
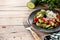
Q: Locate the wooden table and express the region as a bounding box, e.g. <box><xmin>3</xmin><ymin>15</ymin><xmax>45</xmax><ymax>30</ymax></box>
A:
<box><xmin>0</xmin><ymin>0</ymin><xmax>59</xmax><ymax>40</ymax></box>
<box><xmin>0</xmin><ymin>0</ymin><xmax>36</xmax><ymax>40</ymax></box>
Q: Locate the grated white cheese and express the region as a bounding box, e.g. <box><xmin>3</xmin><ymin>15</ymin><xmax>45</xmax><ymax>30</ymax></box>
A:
<box><xmin>46</xmin><ymin>11</ymin><xmax>56</xmax><ymax>19</ymax></box>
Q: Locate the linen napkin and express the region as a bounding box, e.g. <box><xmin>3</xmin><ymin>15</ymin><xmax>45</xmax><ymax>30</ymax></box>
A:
<box><xmin>47</xmin><ymin>32</ymin><xmax>60</xmax><ymax>40</ymax></box>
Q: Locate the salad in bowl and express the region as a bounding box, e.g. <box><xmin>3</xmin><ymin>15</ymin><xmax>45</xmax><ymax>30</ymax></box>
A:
<box><xmin>33</xmin><ymin>9</ymin><xmax>60</xmax><ymax>29</ymax></box>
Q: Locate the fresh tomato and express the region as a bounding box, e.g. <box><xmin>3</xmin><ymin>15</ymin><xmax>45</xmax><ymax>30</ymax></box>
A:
<box><xmin>33</xmin><ymin>18</ymin><xmax>38</xmax><ymax>23</ymax></box>
<box><xmin>42</xmin><ymin>18</ymin><xmax>47</xmax><ymax>22</ymax></box>
<box><xmin>42</xmin><ymin>18</ymin><xmax>48</xmax><ymax>24</ymax></box>
<box><xmin>56</xmin><ymin>13</ymin><xmax>60</xmax><ymax>19</ymax></box>
<box><xmin>47</xmin><ymin>20</ymin><xmax>51</xmax><ymax>24</ymax></box>
<box><xmin>55</xmin><ymin>22</ymin><xmax>59</xmax><ymax>27</ymax></box>
<box><xmin>50</xmin><ymin>18</ymin><xmax>56</xmax><ymax>22</ymax></box>
<box><xmin>56</xmin><ymin>13</ymin><xmax>59</xmax><ymax>17</ymax></box>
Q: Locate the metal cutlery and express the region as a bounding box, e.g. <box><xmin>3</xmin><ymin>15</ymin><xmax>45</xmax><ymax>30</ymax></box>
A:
<box><xmin>23</xmin><ymin>20</ymin><xmax>41</xmax><ymax>40</ymax></box>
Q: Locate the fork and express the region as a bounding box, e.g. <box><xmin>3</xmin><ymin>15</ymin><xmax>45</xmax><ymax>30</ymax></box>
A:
<box><xmin>23</xmin><ymin>21</ymin><xmax>41</xmax><ymax>40</ymax></box>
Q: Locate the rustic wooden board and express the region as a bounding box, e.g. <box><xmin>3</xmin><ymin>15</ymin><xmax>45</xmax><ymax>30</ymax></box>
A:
<box><xmin>0</xmin><ymin>0</ymin><xmax>30</xmax><ymax>6</ymax></box>
<box><xmin>0</xmin><ymin>25</ymin><xmax>35</xmax><ymax>40</ymax></box>
<box><xmin>0</xmin><ymin>0</ymin><xmax>36</xmax><ymax>40</ymax></box>
<box><xmin>0</xmin><ymin>0</ymin><xmax>54</xmax><ymax>40</ymax></box>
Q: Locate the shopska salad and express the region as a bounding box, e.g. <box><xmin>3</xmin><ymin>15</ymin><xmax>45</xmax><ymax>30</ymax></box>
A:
<box><xmin>33</xmin><ymin>9</ymin><xmax>60</xmax><ymax>29</ymax></box>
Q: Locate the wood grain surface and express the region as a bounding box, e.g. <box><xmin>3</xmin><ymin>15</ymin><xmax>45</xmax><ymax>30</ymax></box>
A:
<box><xmin>0</xmin><ymin>0</ymin><xmax>51</xmax><ymax>40</ymax></box>
<box><xmin>0</xmin><ymin>0</ymin><xmax>35</xmax><ymax>40</ymax></box>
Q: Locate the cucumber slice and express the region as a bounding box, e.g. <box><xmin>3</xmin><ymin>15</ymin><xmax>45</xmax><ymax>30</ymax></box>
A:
<box><xmin>38</xmin><ymin>19</ymin><xmax>44</xmax><ymax>23</ymax></box>
<box><xmin>46</xmin><ymin>25</ymin><xmax>51</xmax><ymax>28</ymax></box>
<box><xmin>27</xmin><ymin>2</ymin><xmax>35</xmax><ymax>9</ymax></box>
<box><xmin>56</xmin><ymin>18</ymin><xmax>59</xmax><ymax>22</ymax></box>
<box><xmin>42</xmin><ymin>24</ymin><xmax>47</xmax><ymax>28</ymax></box>
<box><xmin>51</xmin><ymin>22</ymin><xmax>54</xmax><ymax>26</ymax></box>
<box><xmin>48</xmin><ymin>27</ymin><xmax>53</xmax><ymax>29</ymax></box>
<box><xmin>36</xmin><ymin>22</ymin><xmax>42</xmax><ymax>26</ymax></box>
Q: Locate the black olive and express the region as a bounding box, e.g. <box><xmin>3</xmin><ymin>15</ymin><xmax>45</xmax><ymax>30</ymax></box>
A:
<box><xmin>44</xmin><ymin>35</ymin><xmax>51</xmax><ymax>40</ymax></box>
<box><xmin>44</xmin><ymin>14</ymin><xmax>47</xmax><ymax>18</ymax></box>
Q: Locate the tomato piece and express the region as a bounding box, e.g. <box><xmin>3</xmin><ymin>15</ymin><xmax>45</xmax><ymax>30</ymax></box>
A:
<box><xmin>42</xmin><ymin>18</ymin><xmax>47</xmax><ymax>22</ymax></box>
<box><xmin>56</xmin><ymin>13</ymin><xmax>59</xmax><ymax>17</ymax></box>
<box><xmin>50</xmin><ymin>18</ymin><xmax>56</xmax><ymax>22</ymax></box>
<box><xmin>47</xmin><ymin>20</ymin><xmax>51</xmax><ymax>24</ymax></box>
<box><xmin>42</xmin><ymin>18</ymin><xmax>48</xmax><ymax>24</ymax></box>
<box><xmin>55</xmin><ymin>22</ymin><xmax>59</xmax><ymax>27</ymax></box>
<box><xmin>58</xmin><ymin>15</ymin><xmax>60</xmax><ymax>19</ymax></box>
<box><xmin>33</xmin><ymin>18</ymin><xmax>38</xmax><ymax>23</ymax></box>
<box><xmin>56</xmin><ymin>13</ymin><xmax>60</xmax><ymax>19</ymax></box>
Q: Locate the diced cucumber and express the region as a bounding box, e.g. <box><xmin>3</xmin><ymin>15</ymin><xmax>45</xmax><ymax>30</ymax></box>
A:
<box><xmin>51</xmin><ymin>22</ymin><xmax>54</xmax><ymax>26</ymax></box>
<box><xmin>38</xmin><ymin>19</ymin><xmax>44</xmax><ymax>23</ymax></box>
<box><xmin>42</xmin><ymin>24</ymin><xmax>47</xmax><ymax>28</ymax></box>
<box><xmin>35</xmin><ymin>12</ymin><xmax>41</xmax><ymax>18</ymax></box>
<box><xmin>48</xmin><ymin>27</ymin><xmax>53</xmax><ymax>29</ymax></box>
<box><xmin>36</xmin><ymin>22</ymin><xmax>42</xmax><ymax>26</ymax></box>
<box><xmin>56</xmin><ymin>18</ymin><xmax>59</xmax><ymax>22</ymax></box>
<box><xmin>27</xmin><ymin>2</ymin><xmax>35</xmax><ymax>9</ymax></box>
<box><xmin>41</xmin><ymin>9</ymin><xmax>45</xmax><ymax>12</ymax></box>
<box><xmin>40</xmin><ymin>9</ymin><xmax>47</xmax><ymax>15</ymax></box>
<box><xmin>46</xmin><ymin>25</ymin><xmax>51</xmax><ymax>28</ymax></box>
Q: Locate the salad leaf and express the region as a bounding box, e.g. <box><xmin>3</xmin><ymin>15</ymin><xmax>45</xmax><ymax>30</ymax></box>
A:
<box><xmin>48</xmin><ymin>2</ymin><xmax>54</xmax><ymax>9</ymax></box>
<box><xmin>39</xmin><ymin>9</ymin><xmax>47</xmax><ymax>15</ymax></box>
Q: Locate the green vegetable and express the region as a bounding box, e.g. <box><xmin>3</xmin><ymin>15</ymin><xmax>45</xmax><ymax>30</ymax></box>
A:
<box><xmin>46</xmin><ymin>25</ymin><xmax>51</xmax><ymax>28</ymax></box>
<box><xmin>56</xmin><ymin>18</ymin><xmax>59</xmax><ymax>22</ymax></box>
<box><xmin>27</xmin><ymin>0</ymin><xmax>38</xmax><ymax>9</ymax></box>
<box><xmin>27</xmin><ymin>2</ymin><xmax>35</xmax><ymax>9</ymax></box>
<box><xmin>38</xmin><ymin>19</ymin><xmax>44</xmax><ymax>23</ymax></box>
<box><xmin>27</xmin><ymin>0</ymin><xmax>60</xmax><ymax>9</ymax></box>
<box><xmin>48</xmin><ymin>27</ymin><xmax>53</xmax><ymax>29</ymax></box>
<box><xmin>40</xmin><ymin>9</ymin><xmax>47</xmax><ymax>15</ymax></box>
<box><xmin>36</xmin><ymin>22</ymin><xmax>42</xmax><ymax>26</ymax></box>
<box><xmin>48</xmin><ymin>2</ymin><xmax>54</xmax><ymax>9</ymax></box>
<box><xmin>51</xmin><ymin>22</ymin><xmax>54</xmax><ymax>26</ymax></box>
<box><xmin>42</xmin><ymin>24</ymin><xmax>47</xmax><ymax>28</ymax></box>
<box><xmin>56</xmin><ymin>0</ymin><xmax>60</xmax><ymax>8</ymax></box>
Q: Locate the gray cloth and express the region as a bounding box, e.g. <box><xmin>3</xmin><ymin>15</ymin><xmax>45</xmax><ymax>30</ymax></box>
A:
<box><xmin>48</xmin><ymin>32</ymin><xmax>60</xmax><ymax>40</ymax></box>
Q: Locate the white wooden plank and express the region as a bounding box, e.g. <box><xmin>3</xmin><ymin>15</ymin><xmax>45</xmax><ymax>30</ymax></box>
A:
<box><xmin>0</xmin><ymin>0</ymin><xmax>6</xmax><ymax>5</ymax></box>
<box><xmin>0</xmin><ymin>26</ymin><xmax>26</xmax><ymax>33</ymax></box>
<box><xmin>0</xmin><ymin>0</ymin><xmax>30</xmax><ymax>6</ymax></box>
<box><xmin>0</xmin><ymin>11</ymin><xmax>32</xmax><ymax>18</ymax></box>
<box><xmin>0</xmin><ymin>33</ymin><xmax>34</xmax><ymax>40</ymax></box>
<box><xmin>0</xmin><ymin>18</ymin><xmax>27</xmax><ymax>25</ymax></box>
<box><xmin>0</xmin><ymin>26</ymin><xmax>34</xmax><ymax>40</ymax></box>
<box><xmin>0</xmin><ymin>10</ymin><xmax>34</xmax><ymax>25</ymax></box>
<box><xmin>0</xmin><ymin>8</ymin><xmax>34</xmax><ymax>25</ymax></box>
<box><xmin>0</xmin><ymin>7</ymin><xmax>30</xmax><ymax>10</ymax></box>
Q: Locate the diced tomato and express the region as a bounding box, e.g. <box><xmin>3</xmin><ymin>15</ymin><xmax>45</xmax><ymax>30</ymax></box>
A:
<box><xmin>42</xmin><ymin>18</ymin><xmax>48</xmax><ymax>24</ymax></box>
<box><xmin>55</xmin><ymin>22</ymin><xmax>59</xmax><ymax>27</ymax></box>
<box><xmin>50</xmin><ymin>18</ymin><xmax>56</xmax><ymax>22</ymax></box>
<box><xmin>56</xmin><ymin>13</ymin><xmax>59</xmax><ymax>17</ymax></box>
<box><xmin>56</xmin><ymin>13</ymin><xmax>60</xmax><ymax>18</ymax></box>
<box><xmin>58</xmin><ymin>16</ymin><xmax>60</xmax><ymax>19</ymax></box>
<box><xmin>42</xmin><ymin>18</ymin><xmax>47</xmax><ymax>22</ymax></box>
<box><xmin>47</xmin><ymin>20</ymin><xmax>51</xmax><ymax>24</ymax></box>
<box><xmin>58</xmin><ymin>21</ymin><xmax>60</xmax><ymax>24</ymax></box>
<box><xmin>33</xmin><ymin>18</ymin><xmax>38</xmax><ymax>23</ymax></box>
